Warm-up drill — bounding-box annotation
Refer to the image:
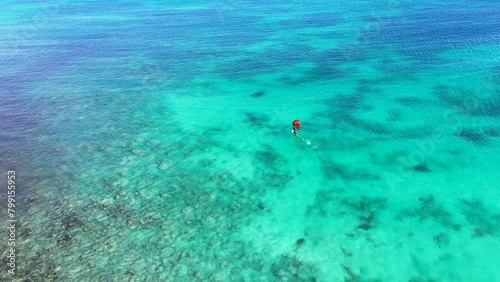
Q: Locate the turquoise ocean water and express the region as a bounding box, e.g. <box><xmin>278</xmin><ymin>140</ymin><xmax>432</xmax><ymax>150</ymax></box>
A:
<box><xmin>1</xmin><ymin>0</ymin><xmax>499</xmax><ymax>281</ymax></box>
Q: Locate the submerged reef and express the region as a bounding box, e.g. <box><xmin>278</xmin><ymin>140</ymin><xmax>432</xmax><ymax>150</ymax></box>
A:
<box><xmin>409</xmin><ymin>163</ymin><xmax>431</xmax><ymax>173</ymax></box>
<box><xmin>433</xmin><ymin>85</ymin><xmax>500</xmax><ymax>118</ymax></box>
<box><xmin>251</xmin><ymin>90</ymin><xmax>266</xmax><ymax>98</ymax></box>
<box><xmin>270</xmin><ymin>254</ymin><xmax>319</xmax><ymax>281</ymax></box>
<box><xmin>317</xmin><ymin>87</ymin><xmax>416</xmax><ymax>144</ymax></box>
<box><xmin>342</xmin><ymin>197</ymin><xmax>388</xmax><ymax>231</ymax></box>
<box><xmin>433</xmin><ymin>232</ymin><xmax>450</xmax><ymax>246</ymax></box>
<box><xmin>62</xmin><ymin>215</ymin><xmax>84</xmax><ymax>230</ymax></box>
<box><xmin>321</xmin><ymin>159</ymin><xmax>380</xmax><ymax>181</ymax></box>
<box><xmin>484</xmin><ymin>128</ymin><xmax>500</xmax><ymax>137</ymax></box>
<box><xmin>307</xmin><ymin>187</ymin><xmax>388</xmax><ymax>234</ymax></box>
<box><xmin>457</xmin><ymin>128</ymin><xmax>489</xmax><ymax>144</ymax></box>
<box><xmin>461</xmin><ymin>199</ymin><xmax>500</xmax><ymax>237</ymax></box>
<box><xmin>400</xmin><ymin>195</ymin><xmax>461</xmax><ymax>231</ymax></box>
<box><xmin>323</xmin><ymin>92</ymin><xmax>365</xmax><ymax>113</ymax></box>
<box><xmin>0</xmin><ymin>125</ymin><xmax>304</xmax><ymax>281</ymax></box>
<box><xmin>244</xmin><ymin>111</ymin><xmax>270</xmax><ymax>126</ymax></box>
<box><xmin>252</xmin><ymin>145</ymin><xmax>292</xmax><ymax>191</ymax></box>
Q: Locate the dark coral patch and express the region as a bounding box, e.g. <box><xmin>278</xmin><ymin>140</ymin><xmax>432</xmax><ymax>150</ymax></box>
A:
<box><xmin>410</xmin><ymin>163</ymin><xmax>431</xmax><ymax>173</ymax></box>
<box><xmin>307</xmin><ymin>64</ymin><xmax>353</xmax><ymax>82</ymax></box>
<box><xmin>484</xmin><ymin>128</ymin><xmax>500</xmax><ymax>137</ymax></box>
<box><xmin>343</xmin><ymin>197</ymin><xmax>387</xmax><ymax>231</ymax></box>
<box><xmin>342</xmin><ymin>197</ymin><xmax>387</xmax><ymax>213</ymax></box>
<box><xmin>251</xmin><ymin>91</ymin><xmax>266</xmax><ymax>98</ymax></box>
<box><xmin>270</xmin><ymin>254</ymin><xmax>319</xmax><ymax>280</ymax></box>
<box><xmin>295</xmin><ymin>238</ymin><xmax>306</xmax><ymax>249</ymax></box>
<box><xmin>341</xmin><ymin>264</ymin><xmax>358</xmax><ymax>281</ymax></box>
<box><xmin>401</xmin><ymin>194</ymin><xmax>461</xmax><ymax>231</ymax></box>
<box><xmin>57</xmin><ymin>233</ymin><xmax>74</xmax><ymax>247</ymax></box>
<box><xmin>356</xmin><ymin>83</ymin><xmax>380</xmax><ymax>94</ymax></box>
<box><xmin>468</xmin><ymin>102</ymin><xmax>500</xmax><ymax>117</ymax></box>
<box><xmin>461</xmin><ymin>199</ymin><xmax>500</xmax><ymax>237</ymax></box>
<box><xmin>324</xmin><ymin>93</ymin><xmax>365</xmax><ymax>112</ymax></box>
<box><xmin>344</xmin><ymin>114</ymin><xmax>390</xmax><ymax>135</ymax></box>
<box><xmin>433</xmin><ymin>85</ymin><xmax>467</xmax><ymax>107</ymax></box>
<box><xmin>433</xmin><ymin>84</ymin><xmax>500</xmax><ymax>118</ymax></box>
<box><xmin>433</xmin><ymin>232</ymin><xmax>450</xmax><ymax>246</ymax></box>
<box><xmin>255</xmin><ymin>150</ymin><xmax>283</xmax><ymax>166</ymax></box>
<box><xmin>244</xmin><ymin>112</ymin><xmax>270</xmax><ymax>126</ymax></box>
<box><xmin>457</xmin><ymin>129</ymin><xmax>488</xmax><ymax>144</ymax></box>
<box><xmin>357</xmin><ymin>212</ymin><xmax>376</xmax><ymax>230</ymax></box>
<box><xmin>62</xmin><ymin>215</ymin><xmax>83</xmax><ymax>230</ymax></box>
<box><xmin>321</xmin><ymin>159</ymin><xmax>380</xmax><ymax>181</ymax></box>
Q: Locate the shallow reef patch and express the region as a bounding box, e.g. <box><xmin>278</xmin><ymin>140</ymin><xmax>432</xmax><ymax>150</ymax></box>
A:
<box><xmin>244</xmin><ymin>112</ymin><xmax>270</xmax><ymax>126</ymax></box>
<box><xmin>342</xmin><ymin>197</ymin><xmax>388</xmax><ymax>231</ymax></box>
<box><xmin>433</xmin><ymin>84</ymin><xmax>500</xmax><ymax>118</ymax></box>
<box><xmin>461</xmin><ymin>199</ymin><xmax>500</xmax><ymax>237</ymax></box>
<box><xmin>321</xmin><ymin>159</ymin><xmax>380</xmax><ymax>181</ymax></box>
<box><xmin>457</xmin><ymin>128</ymin><xmax>489</xmax><ymax>144</ymax></box>
<box><xmin>400</xmin><ymin>194</ymin><xmax>461</xmax><ymax>231</ymax></box>
<box><xmin>251</xmin><ymin>90</ymin><xmax>266</xmax><ymax>98</ymax></box>
<box><xmin>270</xmin><ymin>254</ymin><xmax>320</xmax><ymax>280</ymax></box>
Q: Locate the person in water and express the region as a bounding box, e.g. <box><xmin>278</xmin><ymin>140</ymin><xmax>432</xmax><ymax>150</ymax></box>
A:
<box><xmin>292</xmin><ymin>119</ymin><xmax>301</xmax><ymax>135</ymax></box>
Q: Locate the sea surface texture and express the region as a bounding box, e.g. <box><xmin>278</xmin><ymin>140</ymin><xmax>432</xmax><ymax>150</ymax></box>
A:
<box><xmin>1</xmin><ymin>0</ymin><xmax>499</xmax><ymax>281</ymax></box>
